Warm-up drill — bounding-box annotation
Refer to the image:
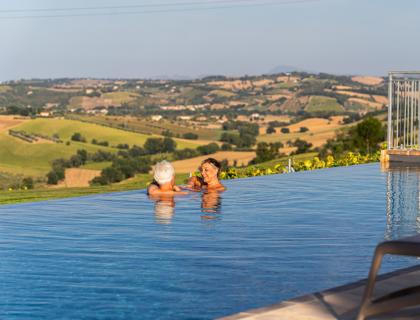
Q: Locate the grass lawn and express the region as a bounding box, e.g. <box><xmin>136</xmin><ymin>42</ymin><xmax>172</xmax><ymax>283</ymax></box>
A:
<box><xmin>0</xmin><ymin>173</ymin><xmax>189</xmax><ymax>205</ymax></box>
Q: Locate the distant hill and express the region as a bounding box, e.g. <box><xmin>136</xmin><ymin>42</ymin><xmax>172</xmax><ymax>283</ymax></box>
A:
<box><xmin>268</xmin><ymin>65</ymin><xmax>310</xmax><ymax>74</ymax></box>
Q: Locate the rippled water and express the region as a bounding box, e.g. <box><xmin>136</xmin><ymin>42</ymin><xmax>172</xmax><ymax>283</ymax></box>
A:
<box><xmin>1</xmin><ymin>163</ymin><xmax>420</xmax><ymax>319</ymax></box>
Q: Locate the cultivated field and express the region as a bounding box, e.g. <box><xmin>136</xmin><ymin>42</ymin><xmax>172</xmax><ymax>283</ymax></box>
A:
<box><xmin>305</xmin><ymin>96</ymin><xmax>344</xmax><ymax>113</ymax></box>
<box><xmin>58</xmin><ymin>168</ymin><xmax>101</xmax><ymax>188</ymax></box>
<box><xmin>258</xmin><ymin>116</ymin><xmax>348</xmax><ymax>150</ymax></box>
<box><xmin>172</xmin><ymin>151</ymin><xmax>256</xmax><ymax>173</ymax></box>
<box><xmin>101</xmin><ymin>92</ymin><xmax>138</xmax><ymax>104</ymax></box>
<box><xmin>347</xmin><ymin>98</ymin><xmax>383</xmax><ymax>110</ymax></box>
<box><xmin>0</xmin><ymin>115</ymin><xmax>28</xmax><ymax>131</ymax></box>
<box><xmin>351</xmin><ymin>76</ymin><xmax>384</xmax><ymax>86</ymax></box>
<box><xmin>70</xmin><ymin>115</ymin><xmax>220</xmax><ymax>141</ymax></box>
<box><xmin>15</xmin><ymin>118</ymin><xmax>199</xmax><ymax>149</ymax></box>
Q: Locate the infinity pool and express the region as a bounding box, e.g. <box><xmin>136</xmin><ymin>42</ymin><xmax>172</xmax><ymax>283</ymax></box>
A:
<box><xmin>1</xmin><ymin>163</ymin><xmax>420</xmax><ymax>319</ymax></box>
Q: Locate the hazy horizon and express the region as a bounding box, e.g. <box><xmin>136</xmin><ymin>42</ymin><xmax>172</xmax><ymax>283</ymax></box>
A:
<box><xmin>1</xmin><ymin>0</ymin><xmax>419</xmax><ymax>81</ymax></box>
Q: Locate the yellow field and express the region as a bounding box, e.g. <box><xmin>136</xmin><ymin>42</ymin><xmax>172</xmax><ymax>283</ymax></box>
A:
<box><xmin>258</xmin><ymin>116</ymin><xmax>348</xmax><ymax>151</ymax></box>
<box><xmin>352</xmin><ymin>76</ymin><xmax>384</xmax><ymax>86</ymax></box>
<box><xmin>209</xmin><ymin>90</ymin><xmax>236</xmax><ymax>97</ymax></box>
<box><xmin>209</xmin><ymin>80</ymin><xmax>253</xmax><ymax>90</ymax></box>
<box><xmin>56</xmin><ymin>168</ymin><xmax>101</xmax><ymax>188</ymax></box>
<box><xmin>276</xmin><ymin>76</ymin><xmax>300</xmax><ymax>83</ymax></box>
<box><xmin>373</xmin><ymin>95</ymin><xmax>388</xmax><ymax>104</ymax></box>
<box><xmin>333</xmin><ymin>85</ymin><xmax>353</xmax><ymax>90</ymax></box>
<box><xmin>171</xmin><ymin>151</ymin><xmax>256</xmax><ymax>173</ymax></box>
<box><xmin>0</xmin><ymin>115</ymin><xmax>29</xmax><ymax>132</ymax></box>
<box><xmin>348</xmin><ymin>98</ymin><xmax>383</xmax><ymax>110</ymax></box>
<box><xmin>287</xmin><ymin>116</ymin><xmax>344</xmax><ymax>133</ymax></box>
<box><xmin>252</xmin><ymin>79</ymin><xmax>274</xmax><ymax>87</ymax></box>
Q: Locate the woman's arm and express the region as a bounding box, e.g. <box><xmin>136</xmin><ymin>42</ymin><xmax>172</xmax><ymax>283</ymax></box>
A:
<box><xmin>187</xmin><ymin>176</ymin><xmax>204</xmax><ymax>189</ymax></box>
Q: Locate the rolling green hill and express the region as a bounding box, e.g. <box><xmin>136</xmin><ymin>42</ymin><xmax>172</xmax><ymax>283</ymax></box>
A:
<box><xmin>1</xmin><ymin>118</ymin><xmax>200</xmax><ymax>177</ymax></box>
<box><xmin>69</xmin><ymin>115</ymin><xmax>221</xmax><ymax>140</ymax></box>
<box><xmin>0</xmin><ymin>132</ymin><xmax>112</xmax><ymax>176</ymax></box>
<box><xmin>15</xmin><ymin>118</ymin><xmax>199</xmax><ymax>149</ymax></box>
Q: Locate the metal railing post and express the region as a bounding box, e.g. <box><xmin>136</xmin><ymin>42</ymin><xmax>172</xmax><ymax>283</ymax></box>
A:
<box><xmin>388</xmin><ymin>73</ymin><xmax>393</xmax><ymax>149</ymax></box>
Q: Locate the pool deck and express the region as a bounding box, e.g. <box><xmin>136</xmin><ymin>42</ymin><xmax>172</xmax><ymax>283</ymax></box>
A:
<box><xmin>220</xmin><ymin>265</ymin><xmax>420</xmax><ymax>320</ymax></box>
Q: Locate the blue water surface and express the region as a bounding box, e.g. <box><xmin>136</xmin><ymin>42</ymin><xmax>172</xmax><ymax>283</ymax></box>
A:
<box><xmin>1</xmin><ymin>163</ymin><xmax>420</xmax><ymax>319</ymax></box>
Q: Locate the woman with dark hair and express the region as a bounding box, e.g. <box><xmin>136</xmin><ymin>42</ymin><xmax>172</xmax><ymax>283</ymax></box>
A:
<box><xmin>188</xmin><ymin>157</ymin><xmax>225</xmax><ymax>191</ymax></box>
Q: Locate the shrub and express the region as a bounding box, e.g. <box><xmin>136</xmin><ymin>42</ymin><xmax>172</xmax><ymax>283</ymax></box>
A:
<box><xmin>182</xmin><ymin>132</ymin><xmax>199</xmax><ymax>140</ymax></box>
<box><xmin>117</xmin><ymin>143</ymin><xmax>129</xmax><ymax>149</ymax></box>
<box><xmin>162</xmin><ymin>129</ymin><xmax>173</xmax><ymax>137</ymax></box>
<box><xmin>162</xmin><ymin>137</ymin><xmax>177</xmax><ymax>153</ymax></box>
<box><xmin>299</xmin><ymin>127</ymin><xmax>309</xmax><ymax>133</ymax></box>
<box><xmin>250</xmin><ymin>142</ymin><xmax>284</xmax><ymax>164</ymax></box>
<box><xmin>47</xmin><ymin>171</ymin><xmax>59</xmax><ymax>184</ymax></box>
<box><xmin>22</xmin><ymin>177</ymin><xmax>34</xmax><ymax>189</ymax></box>
<box><xmin>71</xmin><ymin>132</ymin><xmax>86</xmax><ymax>142</ymax></box>
<box><xmin>280</xmin><ymin>127</ymin><xmax>290</xmax><ymax>134</ymax></box>
<box><xmin>173</xmin><ymin>148</ymin><xmax>199</xmax><ymax>160</ymax></box>
<box><xmin>92</xmin><ymin>150</ymin><xmax>115</xmax><ymax>162</ymax></box>
<box><xmin>77</xmin><ymin>149</ymin><xmax>88</xmax><ymax>164</ymax></box>
<box><xmin>144</xmin><ymin>138</ymin><xmax>163</xmax><ymax>154</ymax></box>
<box><xmin>197</xmin><ymin>143</ymin><xmax>220</xmax><ymax>155</ymax></box>
<box><xmin>291</xmin><ymin>139</ymin><xmax>313</xmax><ymax>154</ymax></box>
<box><xmin>221</xmin><ymin>143</ymin><xmax>233</xmax><ymax>151</ymax></box>
<box><xmin>266</xmin><ymin>126</ymin><xmax>276</xmax><ymax>134</ymax></box>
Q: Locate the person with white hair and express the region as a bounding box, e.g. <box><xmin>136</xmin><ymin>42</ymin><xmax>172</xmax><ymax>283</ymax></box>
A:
<box><xmin>147</xmin><ymin>160</ymin><xmax>186</xmax><ymax>195</ymax></box>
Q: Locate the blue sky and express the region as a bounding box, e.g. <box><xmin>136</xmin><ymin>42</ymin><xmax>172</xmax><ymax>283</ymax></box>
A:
<box><xmin>1</xmin><ymin>0</ymin><xmax>419</xmax><ymax>80</ymax></box>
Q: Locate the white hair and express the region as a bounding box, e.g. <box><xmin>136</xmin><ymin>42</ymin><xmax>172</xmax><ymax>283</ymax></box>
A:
<box><xmin>153</xmin><ymin>160</ymin><xmax>175</xmax><ymax>185</ymax></box>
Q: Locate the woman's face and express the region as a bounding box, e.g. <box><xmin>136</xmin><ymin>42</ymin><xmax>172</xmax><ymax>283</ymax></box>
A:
<box><xmin>200</xmin><ymin>162</ymin><xmax>218</xmax><ymax>183</ymax></box>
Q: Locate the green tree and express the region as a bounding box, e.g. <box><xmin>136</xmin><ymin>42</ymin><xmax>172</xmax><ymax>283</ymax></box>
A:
<box><xmin>47</xmin><ymin>171</ymin><xmax>59</xmax><ymax>185</ymax></box>
<box><xmin>77</xmin><ymin>149</ymin><xmax>88</xmax><ymax>164</ymax></box>
<box><xmin>144</xmin><ymin>138</ymin><xmax>163</xmax><ymax>154</ymax></box>
<box><xmin>292</xmin><ymin>139</ymin><xmax>313</xmax><ymax>154</ymax></box>
<box><xmin>162</xmin><ymin>137</ymin><xmax>177</xmax><ymax>152</ymax></box>
<box><xmin>251</xmin><ymin>142</ymin><xmax>284</xmax><ymax>164</ymax></box>
<box><xmin>353</xmin><ymin>117</ymin><xmax>385</xmax><ymax>154</ymax></box>
<box><xmin>197</xmin><ymin>143</ymin><xmax>220</xmax><ymax>155</ymax></box>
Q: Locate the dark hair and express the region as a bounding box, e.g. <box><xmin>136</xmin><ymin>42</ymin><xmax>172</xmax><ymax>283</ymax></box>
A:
<box><xmin>201</xmin><ymin>158</ymin><xmax>222</xmax><ymax>176</ymax></box>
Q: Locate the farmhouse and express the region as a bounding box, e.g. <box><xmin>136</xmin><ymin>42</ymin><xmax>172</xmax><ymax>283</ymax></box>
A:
<box><xmin>250</xmin><ymin>113</ymin><xmax>263</xmax><ymax>121</ymax></box>
<box><xmin>177</xmin><ymin>116</ymin><xmax>192</xmax><ymax>121</ymax></box>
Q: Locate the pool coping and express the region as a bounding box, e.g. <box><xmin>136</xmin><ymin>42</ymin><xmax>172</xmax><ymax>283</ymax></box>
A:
<box><xmin>219</xmin><ymin>264</ymin><xmax>420</xmax><ymax>319</ymax></box>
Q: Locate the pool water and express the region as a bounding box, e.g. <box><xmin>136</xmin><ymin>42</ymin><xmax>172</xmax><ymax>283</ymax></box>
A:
<box><xmin>1</xmin><ymin>163</ymin><xmax>420</xmax><ymax>319</ymax></box>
